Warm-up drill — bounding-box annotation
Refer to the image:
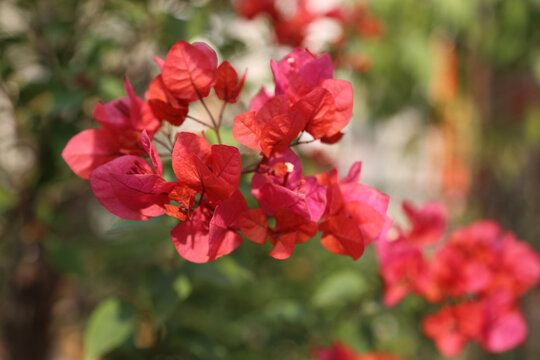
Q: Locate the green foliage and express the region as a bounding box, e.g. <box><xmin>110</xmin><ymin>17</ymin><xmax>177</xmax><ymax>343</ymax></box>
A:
<box><xmin>84</xmin><ymin>297</ymin><xmax>136</xmax><ymax>360</ymax></box>
<box><xmin>1</xmin><ymin>1</ymin><xmax>539</xmax><ymax>360</ymax></box>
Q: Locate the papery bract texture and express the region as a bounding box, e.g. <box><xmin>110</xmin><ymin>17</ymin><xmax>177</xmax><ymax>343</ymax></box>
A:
<box><xmin>63</xmin><ymin>78</ymin><xmax>160</xmax><ymax>178</ymax></box>
<box><xmin>62</xmin><ymin>129</ymin><xmax>121</xmax><ymax>179</ymax></box>
<box><xmin>251</xmin><ymin>149</ymin><xmax>326</xmax><ymax>222</ymax></box>
<box><xmin>267</xmin><ymin>208</ymin><xmax>318</xmax><ymax>260</ymax></box>
<box><xmin>318</xmin><ymin>162</ymin><xmax>391</xmax><ymax>260</ymax></box>
<box><xmin>233</xmin><ymin>96</ymin><xmax>307</xmax><ymax>156</ymax></box>
<box><xmin>162</xmin><ymin>41</ymin><xmax>218</xmax><ymax>102</ymax></box>
<box><xmin>214</xmin><ymin>61</ymin><xmax>246</xmax><ymax>103</ymax></box>
<box><xmin>89</xmin><ymin>131</ymin><xmax>173</xmax><ymax>220</ymax></box>
<box><xmin>171</xmin><ymin>191</ymin><xmax>247</xmax><ymax>263</ymax></box>
<box><xmin>172</xmin><ymin>132</ymin><xmax>241</xmax><ymax>201</ymax></box>
<box><xmin>146</xmin><ymin>73</ymin><xmax>189</xmax><ymax>126</ymax></box>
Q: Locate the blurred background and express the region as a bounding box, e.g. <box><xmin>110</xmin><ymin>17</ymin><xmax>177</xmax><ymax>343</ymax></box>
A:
<box><xmin>1</xmin><ymin>0</ymin><xmax>539</xmax><ymax>359</ymax></box>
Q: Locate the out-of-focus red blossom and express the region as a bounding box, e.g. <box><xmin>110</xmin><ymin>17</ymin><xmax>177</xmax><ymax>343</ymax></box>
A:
<box><xmin>62</xmin><ymin>78</ymin><xmax>160</xmax><ymax>178</ymax></box>
<box><xmin>333</xmin><ymin>4</ymin><xmax>383</xmax><ymax>38</ymax></box>
<box><xmin>233</xmin><ymin>0</ymin><xmax>382</xmax><ymax>49</ymax></box>
<box><xmin>235</xmin><ymin>0</ymin><xmax>277</xmax><ymax>20</ymax></box>
<box><xmin>429</xmin><ymin>220</ymin><xmax>540</xmax><ymax>301</ymax></box>
<box><xmin>172</xmin><ymin>132</ymin><xmax>241</xmax><ymax>202</ymax></box>
<box><xmin>171</xmin><ymin>191</ymin><xmax>247</xmax><ymax>263</ymax></box>
<box><xmin>375</xmin><ymin>201</ymin><xmax>540</xmax><ymax>356</ymax></box>
<box><xmin>375</xmin><ymin>202</ymin><xmax>448</xmax><ymax>304</ymax></box>
<box><xmin>317</xmin><ymin>162</ymin><xmax>392</xmax><ymax>260</ymax></box>
<box><xmin>401</xmin><ymin>201</ymin><xmax>447</xmax><ymax>246</ymax></box>
<box><xmin>423</xmin><ymin>291</ymin><xmax>527</xmax><ymax>356</ymax></box>
<box><xmin>89</xmin><ymin>130</ymin><xmax>174</xmax><ymax>221</ymax></box>
<box><xmin>314</xmin><ymin>342</ymin><xmax>404</xmax><ymax>360</ymax></box>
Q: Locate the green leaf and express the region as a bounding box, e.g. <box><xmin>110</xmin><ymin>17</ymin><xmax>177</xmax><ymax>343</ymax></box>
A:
<box><xmin>173</xmin><ymin>274</ymin><xmax>192</xmax><ymax>301</ymax></box>
<box><xmin>312</xmin><ymin>270</ymin><xmax>368</xmax><ymax>307</ymax></box>
<box><xmin>84</xmin><ymin>297</ymin><xmax>136</xmax><ymax>360</ymax></box>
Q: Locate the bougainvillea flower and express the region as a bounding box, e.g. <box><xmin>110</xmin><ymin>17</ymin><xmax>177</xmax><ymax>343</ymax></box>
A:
<box><xmin>375</xmin><ymin>201</ymin><xmax>447</xmax><ymax>304</ymax></box>
<box><xmin>498</xmin><ymin>234</ymin><xmax>540</xmax><ymax>295</ymax></box>
<box><xmin>93</xmin><ymin>78</ymin><xmax>161</xmax><ymax>137</ymax></box>
<box><xmin>62</xmin><ymin>128</ymin><xmax>122</xmax><ymax>179</ymax></box>
<box><xmin>233</xmin><ymin>96</ymin><xmax>307</xmax><ymax>156</ymax></box>
<box><xmin>251</xmin><ymin>149</ymin><xmax>326</xmax><ymax>222</ymax></box>
<box><xmin>400</xmin><ymin>201</ymin><xmax>447</xmax><ymax>245</ymax></box>
<box><xmin>89</xmin><ymin>131</ymin><xmax>174</xmax><ymax>220</ymax></box>
<box><xmin>314</xmin><ymin>342</ymin><xmax>404</xmax><ymax>360</ymax></box>
<box><xmin>238</xmin><ymin>205</ymin><xmax>318</xmax><ymax>260</ymax></box>
<box><xmin>292</xmin><ymin>79</ymin><xmax>353</xmax><ymax>139</ymax></box>
<box><xmin>238</xmin><ymin>208</ymin><xmax>269</xmax><ymax>245</ymax></box>
<box><xmin>356</xmin><ymin>354</ymin><xmax>405</xmax><ymax>360</ymax></box>
<box><xmin>314</xmin><ymin>342</ymin><xmax>357</xmax><ymax>360</ymax></box>
<box><xmin>422</xmin><ymin>291</ymin><xmax>527</xmax><ymax>357</ymax></box>
<box><xmin>234</xmin><ymin>0</ymin><xmax>278</xmax><ymax>20</ymax></box>
<box><xmin>422</xmin><ymin>302</ymin><xmax>482</xmax><ymax>357</ymax></box>
<box><xmin>272</xmin><ymin>4</ymin><xmax>318</xmax><ymax>47</ymax></box>
<box><xmin>479</xmin><ymin>291</ymin><xmax>528</xmax><ymax>353</ymax></box>
<box><xmin>235</xmin><ymin>48</ymin><xmax>352</xmax><ymax>150</ymax></box>
<box><xmin>270</xmin><ymin>48</ymin><xmax>353</xmax><ymax>138</ymax></box>
<box><xmin>214</xmin><ymin>61</ymin><xmax>246</xmax><ymax>103</ymax></box>
<box><xmin>375</xmin><ymin>237</ymin><xmax>436</xmax><ymax>306</ymax></box>
<box><xmin>270</xmin><ymin>48</ymin><xmax>333</xmax><ymax>99</ymax></box>
<box><xmin>431</xmin><ymin>220</ymin><xmax>540</xmax><ymax>299</ymax></box>
<box><xmin>376</xmin><ymin>202</ymin><xmax>540</xmax><ymax>356</ymax></box>
<box><xmin>248</xmin><ymin>88</ymin><xmax>271</xmax><ymax>113</ymax></box>
<box><xmin>170</xmin><ymin>191</ymin><xmax>247</xmax><ymax>263</ymax></box>
<box><xmin>269</xmin><ymin>208</ymin><xmax>318</xmax><ymax>259</ymax></box>
<box><xmin>172</xmin><ymin>132</ymin><xmax>241</xmax><ymax>202</ymax></box>
<box><xmin>146</xmin><ymin>73</ymin><xmax>189</xmax><ymax>126</ymax></box>
<box><xmin>431</xmin><ymin>238</ymin><xmax>494</xmax><ymax>298</ymax></box>
<box><xmin>162</xmin><ymin>41</ymin><xmax>218</xmax><ymax>102</ymax></box>
<box><xmin>62</xmin><ymin>78</ymin><xmax>160</xmax><ymax>178</ymax></box>
<box><xmin>318</xmin><ymin>162</ymin><xmax>391</xmax><ymax>260</ymax></box>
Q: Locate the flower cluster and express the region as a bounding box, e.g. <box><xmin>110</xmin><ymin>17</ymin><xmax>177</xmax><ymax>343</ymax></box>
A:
<box><xmin>234</xmin><ymin>0</ymin><xmax>381</xmax><ymax>71</ymax></box>
<box><xmin>234</xmin><ymin>0</ymin><xmax>381</xmax><ymax>48</ymax></box>
<box><xmin>315</xmin><ymin>342</ymin><xmax>404</xmax><ymax>360</ymax></box>
<box><xmin>62</xmin><ymin>41</ymin><xmax>391</xmax><ymax>263</ymax></box>
<box><xmin>375</xmin><ymin>202</ymin><xmax>540</xmax><ymax>356</ymax></box>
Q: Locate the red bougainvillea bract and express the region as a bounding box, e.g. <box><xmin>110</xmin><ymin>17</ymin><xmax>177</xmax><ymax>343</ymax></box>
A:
<box><xmin>63</xmin><ymin>40</ymin><xmax>391</xmax><ymax>263</ymax></box>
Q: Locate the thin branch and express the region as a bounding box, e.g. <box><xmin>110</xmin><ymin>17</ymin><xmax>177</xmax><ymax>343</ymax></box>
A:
<box><xmin>292</xmin><ymin>139</ymin><xmax>317</xmax><ymax>146</ymax></box>
<box><xmin>217</xmin><ymin>101</ymin><xmax>227</xmax><ymax>128</ymax></box>
<box><xmin>291</xmin><ymin>138</ymin><xmax>317</xmax><ymax>147</ymax></box>
<box><xmin>187</xmin><ymin>115</ymin><xmax>211</xmax><ymax>128</ymax></box>
<box><xmin>153</xmin><ymin>137</ymin><xmax>172</xmax><ymax>152</ymax></box>
<box><xmin>241</xmin><ymin>167</ymin><xmax>258</xmax><ymax>175</ymax></box>
<box><xmin>198</xmin><ymin>96</ymin><xmax>218</xmax><ymax>129</ymax></box>
<box><xmin>164</xmin><ymin>122</ymin><xmax>175</xmax><ymax>147</ymax></box>
<box><xmin>196</xmin><ymin>90</ymin><xmax>222</xmax><ymax>144</ymax></box>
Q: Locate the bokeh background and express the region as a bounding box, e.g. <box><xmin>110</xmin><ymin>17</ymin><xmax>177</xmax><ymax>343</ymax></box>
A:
<box><xmin>1</xmin><ymin>0</ymin><xmax>539</xmax><ymax>359</ymax></box>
